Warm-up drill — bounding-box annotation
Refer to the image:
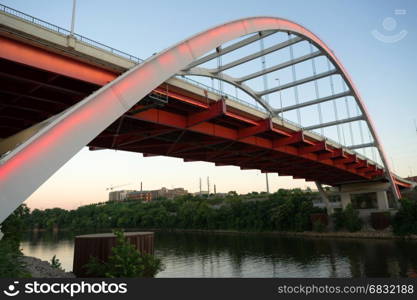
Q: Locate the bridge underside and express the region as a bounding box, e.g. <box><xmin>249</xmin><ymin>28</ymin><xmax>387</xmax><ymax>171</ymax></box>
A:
<box><xmin>0</xmin><ymin>56</ymin><xmax>385</xmax><ymax>187</ymax></box>
<box><xmin>0</xmin><ymin>35</ymin><xmax>410</xmax><ymax>190</ymax></box>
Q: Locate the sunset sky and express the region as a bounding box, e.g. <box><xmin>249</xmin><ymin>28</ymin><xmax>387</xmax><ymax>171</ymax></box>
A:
<box><xmin>1</xmin><ymin>0</ymin><xmax>416</xmax><ymax>210</ymax></box>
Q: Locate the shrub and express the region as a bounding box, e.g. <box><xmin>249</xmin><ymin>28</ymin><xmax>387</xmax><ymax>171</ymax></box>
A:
<box><xmin>393</xmin><ymin>198</ymin><xmax>417</xmax><ymax>235</ymax></box>
<box><xmin>332</xmin><ymin>204</ymin><xmax>362</xmax><ymax>232</ymax></box>
<box><xmin>50</xmin><ymin>255</ymin><xmax>63</xmax><ymax>271</ymax></box>
<box><xmin>312</xmin><ymin>220</ymin><xmax>326</xmax><ymax>232</ymax></box>
<box><xmin>344</xmin><ymin>204</ymin><xmax>363</xmax><ymax>232</ymax></box>
<box><xmin>0</xmin><ymin>204</ymin><xmax>30</xmax><ymax>278</ymax></box>
<box><xmin>85</xmin><ymin>230</ymin><xmax>164</xmax><ymax>277</ymax></box>
<box><xmin>0</xmin><ymin>240</ymin><xmax>30</xmax><ymax>278</ymax></box>
<box><xmin>332</xmin><ymin>209</ymin><xmax>345</xmax><ymax>231</ymax></box>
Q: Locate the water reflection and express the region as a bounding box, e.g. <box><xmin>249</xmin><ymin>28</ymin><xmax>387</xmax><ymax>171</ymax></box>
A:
<box><xmin>20</xmin><ymin>231</ymin><xmax>417</xmax><ymax>277</ymax></box>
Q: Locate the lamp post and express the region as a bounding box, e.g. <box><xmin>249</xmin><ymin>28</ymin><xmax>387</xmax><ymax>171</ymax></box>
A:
<box><xmin>70</xmin><ymin>0</ymin><xmax>77</xmax><ymax>36</ymax></box>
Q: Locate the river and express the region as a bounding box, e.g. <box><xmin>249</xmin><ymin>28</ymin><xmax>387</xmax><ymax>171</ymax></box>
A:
<box><xmin>20</xmin><ymin>230</ymin><xmax>417</xmax><ymax>277</ymax></box>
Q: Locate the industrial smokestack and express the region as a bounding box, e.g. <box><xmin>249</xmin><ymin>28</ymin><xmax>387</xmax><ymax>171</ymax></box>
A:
<box><xmin>199</xmin><ymin>177</ymin><xmax>202</xmax><ymax>195</ymax></box>
<box><xmin>207</xmin><ymin>176</ymin><xmax>210</xmax><ymax>195</ymax></box>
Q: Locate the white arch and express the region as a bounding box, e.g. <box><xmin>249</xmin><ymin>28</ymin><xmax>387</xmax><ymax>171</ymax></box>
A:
<box><xmin>0</xmin><ymin>16</ymin><xmax>399</xmax><ymax>224</ymax></box>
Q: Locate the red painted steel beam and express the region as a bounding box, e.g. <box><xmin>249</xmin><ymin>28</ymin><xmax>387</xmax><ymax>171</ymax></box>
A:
<box><xmin>273</xmin><ymin>131</ymin><xmax>315</xmax><ymax>147</ymax></box>
<box><xmin>129</xmin><ymin>108</ymin><xmax>374</xmax><ymax>180</ymax></box>
<box><xmin>117</xmin><ymin>128</ymin><xmax>178</xmax><ymax>147</ymax></box>
<box><xmin>317</xmin><ymin>148</ymin><xmax>346</xmax><ymax>161</ymax></box>
<box><xmin>224</xmin><ymin>111</ymin><xmax>259</xmax><ymax>126</ymax></box>
<box><xmin>238</xmin><ymin>118</ymin><xmax>272</xmax><ymax>139</ymax></box>
<box><xmin>187</xmin><ymin>99</ymin><xmax>226</xmax><ymax>127</ymax></box>
<box><xmin>298</xmin><ymin>141</ymin><xmax>331</xmax><ymax>155</ymax></box>
<box><xmin>394</xmin><ymin>178</ymin><xmax>414</xmax><ymax>188</ymax></box>
<box><xmin>153</xmin><ymin>88</ymin><xmax>208</xmax><ymax>109</ymax></box>
<box><xmin>171</xmin><ymin>139</ymin><xmax>227</xmax><ymax>154</ymax></box>
<box><xmin>0</xmin><ymin>36</ymin><xmax>117</xmax><ymax>86</ymax></box>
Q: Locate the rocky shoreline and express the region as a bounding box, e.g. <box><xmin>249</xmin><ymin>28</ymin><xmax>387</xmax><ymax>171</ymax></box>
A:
<box><xmin>22</xmin><ymin>256</ymin><xmax>75</xmax><ymax>278</ymax></box>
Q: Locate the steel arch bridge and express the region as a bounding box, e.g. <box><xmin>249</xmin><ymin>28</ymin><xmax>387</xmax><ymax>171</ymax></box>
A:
<box><xmin>0</xmin><ymin>9</ymin><xmax>414</xmax><ymax>223</ymax></box>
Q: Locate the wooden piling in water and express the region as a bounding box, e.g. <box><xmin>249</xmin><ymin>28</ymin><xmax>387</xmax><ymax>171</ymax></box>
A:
<box><xmin>72</xmin><ymin>231</ymin><xmax>154</xmax><ymax>277</ymax></box>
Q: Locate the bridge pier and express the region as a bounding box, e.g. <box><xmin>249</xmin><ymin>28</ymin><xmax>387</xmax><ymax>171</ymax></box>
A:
<box><xmin>340</xmin><ymin>193</ymin><xmax>352</xmax><ymax>209</ymax></box>
<box><xmin>331</xmin><ymin>182</ymin><xmax>395</xmax><ymax>212</ymax></box>
<box><xmin>376</xmin><ymin>190</ymin><xmax>389</xmax><ymax>210</ymax></box>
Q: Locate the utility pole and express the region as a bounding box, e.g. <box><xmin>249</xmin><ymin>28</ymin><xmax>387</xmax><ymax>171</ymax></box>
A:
<box><xmin>199</xmin><ymin>177</ymin><xmax>202</xmax><ymax>195</ymax></box>
<box><xmin>265</xmin><ymin>173</ymin><xmax>270</xmax><ymax>194</ymax></box>
<box><xmin>70</xmin><ymin>0</ymin><xmax>77</xmax><ymax>36</ymax></box>
<box><xmin>214</xmin><ymin>184</ymin><xmax>217</xmax><ymax>195</ymax></box>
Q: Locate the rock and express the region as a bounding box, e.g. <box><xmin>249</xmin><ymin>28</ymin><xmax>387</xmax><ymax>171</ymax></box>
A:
<box><xmin>21</xmin><ymin>256</ymin><xmax>75</xmax><ymax>278</ymax></box>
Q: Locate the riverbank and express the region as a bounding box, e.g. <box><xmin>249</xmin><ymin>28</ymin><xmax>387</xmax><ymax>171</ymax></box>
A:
<box><xmin>46</xmin><ymin>227</ymin><xmax>417</xmax><ymax>241</ymax></box>
<box><xmin>144</xmin><ymin>228</ymin><xmax>417</xmax><ymax>240</ymax></box>
<box><xmin>22</xmin><ymin>256</ymin><xmax>75</xmax><ymax>278</ymax></box>
<box><xmin>155</xmin><ymin>228</ymin><xmax>417</xmax><ymax>240</ymax></box>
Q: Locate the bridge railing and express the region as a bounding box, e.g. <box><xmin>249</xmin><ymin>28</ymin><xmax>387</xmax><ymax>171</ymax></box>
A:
<box><xmin>0</xmin><ymin>4</ymin><xmax>143</xmax><ymax>63</ymax></box>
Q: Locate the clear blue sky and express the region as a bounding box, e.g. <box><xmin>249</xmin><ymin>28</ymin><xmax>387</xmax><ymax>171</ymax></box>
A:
<box><xmin>1</xmin><ymin>0</ymin><xmax>416</xmax><ymax>209</ymax></box>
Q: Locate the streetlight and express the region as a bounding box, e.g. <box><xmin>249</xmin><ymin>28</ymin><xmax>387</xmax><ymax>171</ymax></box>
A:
<box><xmin>70</xmin><ymin>0</ymin><xmax>77</xmax><ymax>36</ymax></box>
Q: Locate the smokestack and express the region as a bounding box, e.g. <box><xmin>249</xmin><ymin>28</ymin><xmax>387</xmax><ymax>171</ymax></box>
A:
<box><xmin>199</xmin><ymin>177</ymin><xmax>202</xmax><ymax>195</ymax></box>
<box><xmin>214</xmin><ymin>184</ymin><xmax>216</xmax><ymax>195</ymax></box>
<box><xmin>265</xmin><ymin>173</ymin><xmax>270</xmax><ymax>194</ymax></box>
<box><xmin>207</xmin><ymin>176</ymin><xmax>210</xmax><ymax>195</ymax></box>
<box><xmin>140</xmin><ymin>181</ymin><xmax>143</xmax><ymax>192</ymax></box>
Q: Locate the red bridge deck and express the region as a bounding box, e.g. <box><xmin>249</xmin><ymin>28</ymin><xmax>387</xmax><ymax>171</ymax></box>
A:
<box><xmin>0</xmin><ymin>35</ymin><xmax>410</xmax><ymax>188</ymax></box>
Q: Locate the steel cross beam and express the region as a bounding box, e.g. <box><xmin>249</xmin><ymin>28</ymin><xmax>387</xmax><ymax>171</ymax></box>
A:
<box><xmin>237</xmin><ymin>50</ymin><xmax>322</xmax><ymax>83</ymax></box>
<box><xmin>183</xmin><ymin>30</ymin><xmax>276</xmax><ymax>70</ymax></box>
<box><xmin>257</xmin><ymin>69</ymin><xmax>338</xmax><ymax>96</ymax></box>
<box><xmin>273</xmin><ymin>91</ymin><xmax>352</xmax><ymax>113</ymax></box>
<box><xmin>347</xmin><ymin>142</ymin><xmax>375</xmax><ymax>150</ymax></box>
<box><xmin>210</xmin><ymin>36</ymin><xmax>303</xmax><ymax>73</ymax></box>
<box><xmin>303</xmin><ymin>115</ymin><xmax>364</xmax><ymax>131</ymax></box>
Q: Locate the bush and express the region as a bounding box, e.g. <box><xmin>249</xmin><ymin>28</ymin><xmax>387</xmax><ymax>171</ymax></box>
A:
<box><xmin>270</xmin><ymin>189</ymin><xmax>320</xmax><ymax>232</ymax></box>
<box><xmin>0</xmin><ymin>240</ymin><xmax>30</xmax><ymax>278</ymax></box>
<box><xmin>312</xmin><ymin>220</ymin><xmax>326</xmax><ymax>232</ymax></box>
<box><xmin>393</xmin><ymin>198</ymin><xmax>417</xmax><ymax>235</ymax></box>
<box><xmin>50</xmin><ymin>255</ymin><xmax>63</xmax><ymax>271</ymax></box>
<box><xmin>332</xmin><ymin>204</ymin><xmax>362</xmax><ymax>232</ymax></box>
<box><xmin>332</xmin><ymin>209</ymin><xmax>345</xmax><ymax>231</ymax></box>
<box><xmin>344</xmin><ymin>204</ymin><xmax>363</xmax><ymax>232</ymax></box>
<box><xmin>0</xmin><ymin>204</ymin><xmax>30</xmax><ymax>278</ymax></box>
<box><xmin>85</xmin><ymin>230</ymin><xmax>164</xmax><ymax>277</ymax></box>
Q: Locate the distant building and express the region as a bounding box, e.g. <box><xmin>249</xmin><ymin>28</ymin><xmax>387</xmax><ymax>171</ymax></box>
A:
<box><xmin>192</xmin><ymin>191</ymin><xmax>209</xmax><ymax>196</ymax></box>
<box><xmin>151</xmin><ymin>187</ymin><xmax>188</xmax><ymax>199</ymax></box>
<box><xmin>108</xmin><ymin>187</ymin><xmax>188</xmax><ymax>202</ymax></box>
<box><xmin>126</xmin><ymin>191</ymin><xmax>152</xmax><ymax>202</ymax></box>
<box><xmin>108</xmin><ymin>190</ymin><xmax>135</xmax><ymax>202</ymax></box>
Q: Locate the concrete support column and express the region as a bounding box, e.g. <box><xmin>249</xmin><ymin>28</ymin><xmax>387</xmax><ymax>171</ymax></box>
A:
<box><xmin>315</xmin><ymin>181</ymin><xmax>334</xmax><ymax>215</ymax></box>
<box><xmin>340</xmin><ymin>193</ymin><xmax>351</xmax><ymax>209</ymax></box>
<box><xmin>376</xmin><ymin>191</ymin><xmax>389</xmax><ymax>210</ymax></box>
<box><xmin>66</xmin><ymin>35</ymin><xmax>76</xmax><ymax>49</ymax></box>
